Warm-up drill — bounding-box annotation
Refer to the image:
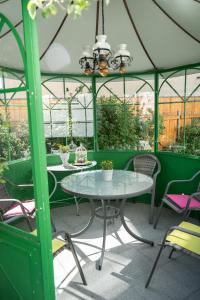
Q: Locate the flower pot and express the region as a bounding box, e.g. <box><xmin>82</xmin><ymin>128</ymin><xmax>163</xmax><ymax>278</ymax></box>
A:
<box><xmin>60</xmin><ymin>152</ymin><xmax>70</xmax><ymax>167</ymax></box>
<box><xmin>102</xmin><ymin>169</ymin><xmax>113</xmax><ymax>181</ymax></box>
<box><xmin>52</xmin><ymin>149</ymin><xmax>60</xmax><ymax>155</ymax></box>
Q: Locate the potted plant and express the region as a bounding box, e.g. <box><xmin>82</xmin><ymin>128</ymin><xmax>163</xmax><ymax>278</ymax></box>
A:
<box><xmin>59</xmin><ymin>145</ymin><xmax>70</xmax><ymax>167</ymax></box>
<box><xmin>51</xmin><ymin>143</ymin><xmax>61</xmax><ymax>154</ymax></box>
<box><xmin>101</xmin><ymin>160</ymin><xmax>113</xmax><ymax>181</ymax></box>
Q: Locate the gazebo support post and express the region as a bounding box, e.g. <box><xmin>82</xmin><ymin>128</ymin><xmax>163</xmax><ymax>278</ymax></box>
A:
<box><xmin>154</xmin><ymin>72</ymin><xmax>159</xmax><ymax>153</ymax></box>
<box><xmin>21</xmin><ymin>1</ymin><xmax>55</xmax><ymax>299</ymax></box>
<box><xmin>92</xmin><ymin>76</ymin><xmax>98</xmax><ymax>151</ymax></box>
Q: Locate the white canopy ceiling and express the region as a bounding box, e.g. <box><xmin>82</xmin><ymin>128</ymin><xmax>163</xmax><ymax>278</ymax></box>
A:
<box><xmin>0</xmin><ymin>0</ymin><xmax>200</xmax><ymax>74</ymax></box>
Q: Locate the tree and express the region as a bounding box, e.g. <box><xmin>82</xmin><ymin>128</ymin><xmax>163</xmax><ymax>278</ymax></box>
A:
<box><xmin>97</xmin><ymin>96</ymin><xmax>164</xmax><ymax>150</ymax></box>
<box><xmin>179</xmin><ymin>124</ymin><xmax>200</xmax><ymax>155</ymax></box>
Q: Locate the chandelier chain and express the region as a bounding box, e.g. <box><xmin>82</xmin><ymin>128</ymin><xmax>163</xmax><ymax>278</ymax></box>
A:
<box><xmin>102</xmin><ymin>0</ymin><xmax>105</xmax><ymax>35</ymax></box>
<box><xmin>95</xmin><ymin>0</ymin><xmax>100</xmax><ymax>42</ymax></box>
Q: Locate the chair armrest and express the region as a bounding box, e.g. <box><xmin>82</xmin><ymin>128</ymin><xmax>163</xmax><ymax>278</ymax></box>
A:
<box><xmin>185</xmin><ymin>192</ymin><xmax>200</xmax><ymax>210</ymax></box>
<box><xmin>0</xmin><ymin>198</ymin><xmax>31</xmax><ymax>216</ymax></box>
<box><xmin>164</xmin><ymin>170</ymin><xmax>200</xmax><ymax>195</ymax></box>
<box><xmin>189</xmin><ymin>192</ymin><xmax>200</xmax><ymax>202</ymax></box>
<box><xmin>124</xmin><ymin>158</ymin><xmax>133</xmax><ymax>171</ymax></box>
<box><xmin>152</xmin><ymin>169</ymin><xmax>161</xmax><ymax>183</ymax></box>
<box><xmin>17</xmin><ymin>184</ymin><xmax>34</xmax><ymax>187</ymax></box>
<box><xmin>3</xmin><ymin>177</ymin><xmax>33</xmax><ymax>188</ymax></box>
<box><xmin>0</xmin><ymin>198</ymin><xmax>22</xmax><ymax>204</ymax></box>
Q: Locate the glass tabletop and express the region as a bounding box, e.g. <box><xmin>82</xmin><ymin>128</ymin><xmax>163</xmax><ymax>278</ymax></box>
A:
<box><xmin>61</xmin><ymin>170</ymin><xmax>153</xmax><ymax>200</ymax></box>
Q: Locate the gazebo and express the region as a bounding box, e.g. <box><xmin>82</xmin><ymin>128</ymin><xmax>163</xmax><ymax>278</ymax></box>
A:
<box><xmin>0</xmin><ymin>1</ymin><xmax>200</xmax><ymax>299</ymax></box>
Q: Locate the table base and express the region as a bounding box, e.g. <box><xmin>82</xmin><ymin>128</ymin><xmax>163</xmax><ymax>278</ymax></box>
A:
<box><xmin>95</xmin><ymin>199</ymin><xmax>154</xmax><ymax>270</ymax></box>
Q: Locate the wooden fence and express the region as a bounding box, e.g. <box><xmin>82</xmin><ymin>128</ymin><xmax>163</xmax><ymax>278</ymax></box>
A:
<box><xmin>159</xmin><ymin>97</ymin><xmax>200</xmax><ymax>149</ymax></box>
<box><xmin>1</xmin><ymin>97</ymin><xmax>200</xmax><ymax>150</ymax></box>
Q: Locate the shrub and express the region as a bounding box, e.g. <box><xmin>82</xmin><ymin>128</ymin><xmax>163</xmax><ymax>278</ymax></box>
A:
<box><xmin>179</xmin><ymin>124</ymin><xmax>200</xmax><ymax>155</ymax></box>
<box><xmin>0</xmin><ymin>114</ymin><xmax>29</xmax><ymax>160</ymax></box>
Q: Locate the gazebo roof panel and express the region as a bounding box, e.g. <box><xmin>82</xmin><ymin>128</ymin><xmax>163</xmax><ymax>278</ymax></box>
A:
<box><xmin>0</xmin><ymin>0</ymin><xmax>199</xmax><ymax>74</ymax></box>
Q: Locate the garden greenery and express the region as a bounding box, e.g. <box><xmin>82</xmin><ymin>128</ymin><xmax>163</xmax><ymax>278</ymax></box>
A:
<box><xmin>0</xmin><ymin>158</ymin><xmax>7</xmax><ymax>184</ymax></box>
<box><xmin>178</xmin><ymin>124</ymin><xmax>200</xmax><ymax>156</ymax></box>
<box><xmin>27</xmin><ymin>0</ymin><xmax>110</xmax><ymax>19</ymax></box>
<box><xmin>0</xmin><ymin>114</ymin><xmax>29</xmax><ymax>161</ymax></box>
<box><xmin>97</xmin><ymin>96</ymin><xmax>164</xmax><ymax>150</ymax></box>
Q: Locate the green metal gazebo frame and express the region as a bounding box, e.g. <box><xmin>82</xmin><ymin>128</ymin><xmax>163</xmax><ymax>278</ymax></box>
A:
<box><xmin>0</xmin><ymin>1</ymin><xmax>200</xmax><ymax>299</ymax></box>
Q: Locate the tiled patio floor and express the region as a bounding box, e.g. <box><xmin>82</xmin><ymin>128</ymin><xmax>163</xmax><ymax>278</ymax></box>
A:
<box><xmin>50</xmin><ymin>202</ymin><xmax>200</xmax><ymax>300</ymax></box>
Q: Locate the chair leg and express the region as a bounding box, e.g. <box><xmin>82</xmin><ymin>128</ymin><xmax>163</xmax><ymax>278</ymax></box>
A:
<box><xmin>182</xmin><ymin>208</ymin><xmax>190</xmax><ymax>221</ymax></box>
<box><xmin>168</xmin><ymin>247</ymin><xmax>175</xmax><ymax>259</ymax></box>
<box><xmin>26</xmin><ymin>216</ymin><xmax>33</xmax><ymax>231</ymax></box>
<box><xmin>51</xmin><ymin>217</ymin><xmax>56</xmax><ymax>233</ymax></box>
<box><xmin>149</xmin><ymin>190</ymin><xmax>155</xmax><ymax>224</ymax></box>
<box><xmin>74</xmin><ymin>196</ymin><xmax>80</xmax><ymax>216</ymax></box>
<box><xmin>145</xmin><ymin>243</ymin><xmax>165</xmax><ymax>288</ymax></box>
<box><xmin>65</xmin><ymin>233</ymin><xmax>87</xmax><ymax>286</ymax></box>
<box><xmin>154</xmin><ymin>201</ymin><xmax>164</xmax><ymax>229</ymax></box>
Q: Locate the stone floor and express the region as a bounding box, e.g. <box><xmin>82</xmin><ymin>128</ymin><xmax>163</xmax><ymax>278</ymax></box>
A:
<box><xmin>48</xmin><ymin>202</ymin><xmax>200</xmax><ymax>300</ymax></box>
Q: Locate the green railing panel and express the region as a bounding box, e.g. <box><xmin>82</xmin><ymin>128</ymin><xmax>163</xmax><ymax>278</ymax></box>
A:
<box><xmin>4</xmin><ymin>151</ymin><xmax>200</xmax><ymax>205</ymax></box>
<box><xmin>0</xmin><ymin>223</ymin><xmax>44</xmax><ymax>300</ymax></box>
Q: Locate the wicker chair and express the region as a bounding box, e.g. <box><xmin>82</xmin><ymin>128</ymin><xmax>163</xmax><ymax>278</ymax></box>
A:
<box><xmin>125</xmin><ymin>154</ymin><xmax>161</xmax><ymax>224</ymax></box>
<box><xmin>154</xmin><ymin>170</ymin><xmax>200</xmax><ymax>229</ymax></box>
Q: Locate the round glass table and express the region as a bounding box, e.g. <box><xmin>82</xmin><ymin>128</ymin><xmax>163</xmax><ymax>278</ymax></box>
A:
<box><xmin>61</xmin><ymin>169</ymin><xmax>154</xmax><ymax>270</ymax></box>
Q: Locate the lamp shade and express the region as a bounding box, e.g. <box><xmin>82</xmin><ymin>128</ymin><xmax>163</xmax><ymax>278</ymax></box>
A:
<box><xmin>114</xmin><ymin>44</ymin><xmax>130</xmax><ymax>58</ymax></box>
<box><xmin>93</xmin><ymin>35</ymin><xmax>111</xmax><ymax>52</ymax></box>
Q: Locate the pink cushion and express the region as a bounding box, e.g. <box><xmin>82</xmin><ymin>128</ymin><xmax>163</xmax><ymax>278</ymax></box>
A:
<box><xmin>166</xmin><ymin>194</ymin><xmax>200</xmax><ymax>209</ymax></box>
<box><xmin>4</xmin><ymin>200</ymin><xmax>35</xmax><ymax>219</ymax></box>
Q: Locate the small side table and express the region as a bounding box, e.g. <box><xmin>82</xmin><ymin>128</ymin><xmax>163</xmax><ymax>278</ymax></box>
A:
<box><xmin>47</xmin><ymin>161</ymin><xmax>97</xmax><ymax>215</ymax></box>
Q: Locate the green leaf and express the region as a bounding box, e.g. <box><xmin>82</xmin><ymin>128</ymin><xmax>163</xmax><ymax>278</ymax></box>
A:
<box><xmin>27</xmin><ymin>1</ymin><xmax>37</xmax><ymax>19</ymax></box>
<box><xmin>41</xmin><ymin>7</ymin><xmax>51</xmax><ymax>18</ymax></box>
<box><xmin>49</xmin><ymin>4</ymin><xmax>58</xmax><ymax>16</ymax></box>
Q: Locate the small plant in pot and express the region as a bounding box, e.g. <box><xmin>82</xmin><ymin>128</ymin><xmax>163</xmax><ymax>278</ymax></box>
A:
<box><xmin>59</xmin><ymin>145</ymin><xmax>70</xmax><ymax>167</ymax></box>
<box><xmin>51</xmin><ymin>143</ymin><xmax>61</xmax><ymax>154</ymax></box>
<box><xmin>101</xmin><ymin>160</ymin><xmax>113</xmax><ymax>181</ymax></box>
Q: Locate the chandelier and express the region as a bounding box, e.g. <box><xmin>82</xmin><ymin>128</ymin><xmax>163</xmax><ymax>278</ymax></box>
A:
<box><xmin>79</xmin><ymin>0</ymin><xmax>133</xmax><ymax>76</ymax></box>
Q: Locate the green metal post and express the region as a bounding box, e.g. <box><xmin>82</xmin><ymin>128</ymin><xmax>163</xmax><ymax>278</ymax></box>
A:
<box><xmin>154</xmin><ymin>72</ymin><xmax>159</xmax><ymax>153</ymax></box>
<box><xmin>92</xmin><ymin>76</ymin><xmax>98</xmax><ymax>151</ymax></box>
<box><xmin>21</xmin><ymin>2</ymin><xmax>55</xmax><ymax>300</ymax></box>
<box><xmin>183</xmin><ymin>69</ymin><xmax>187</xmax><ymax>152</ymax></box>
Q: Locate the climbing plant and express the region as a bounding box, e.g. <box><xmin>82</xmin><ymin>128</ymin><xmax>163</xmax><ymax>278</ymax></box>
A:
<box><xmin>27</xmin><ymin>0</ymin><xmax>110</xmax><ymax>19</ymax></box>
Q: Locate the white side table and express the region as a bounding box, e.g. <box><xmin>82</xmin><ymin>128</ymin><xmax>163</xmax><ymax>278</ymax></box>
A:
<box><xmin>47</xmin><ymin>161</ymin><xmax>97</xmax><ymax>215</ymax></box>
